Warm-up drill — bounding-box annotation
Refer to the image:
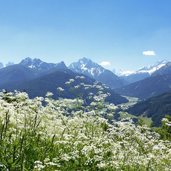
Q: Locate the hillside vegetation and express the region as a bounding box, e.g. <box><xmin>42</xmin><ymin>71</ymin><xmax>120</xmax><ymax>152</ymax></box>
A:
<box><xmin>0</xmin><ymin>90</ymin><xmax>171</xmax><ymax>171</ymax></box>
<box><xmin>128</xmin><ymin>92</ymin><xmax>171</xmax><ymax>126</ymax></box>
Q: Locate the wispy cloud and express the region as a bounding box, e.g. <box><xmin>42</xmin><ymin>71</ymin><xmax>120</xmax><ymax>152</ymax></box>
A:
<box><xmin>99</xmin><ymin>61</ymin><xmax>111</xmax><ymax>67</ymax></box>
<box><xmin>143</xmin><ymin>50</ymin><xmax>156</xmax><ymax>56</ymax></box>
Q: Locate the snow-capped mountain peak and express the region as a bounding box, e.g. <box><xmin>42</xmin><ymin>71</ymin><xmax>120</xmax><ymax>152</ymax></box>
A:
<box><xmin>138</xmin><ymin>60</ymin><xmax>167</xmax><ymax>74</ymax></box>
<box><xmin>119</xmin><ymin>60</ymin><xmax>168</xmax><ymax>76</ymax></box>
<box><xmin>69</xmin><ymin>57</ymin><xmax>105</xmax><ymax>77</ymax></box>
<box><xmin>69</xmin><ymin>57</ymin><xmax>125</xmax><ymax>89</ymax></box>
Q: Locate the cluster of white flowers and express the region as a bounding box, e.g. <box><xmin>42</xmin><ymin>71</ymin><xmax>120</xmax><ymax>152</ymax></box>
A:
<box><xmin>0</xmin><ymin>91</ymin><xmax>170</xmax><ymax>170</ymax></box>
<box><xmin>46</xmin><ymin>91</ymin><xmax>53</xmax><ymax>97</ymax></box>
<box><xmin>75</xmin><ymin>75</ymin><xmax>85</xmax><ymax>80</ymax></box>
<box><xmin>61</xmin><ymin>76</ymin><xmax>112</xmax><ymax>103</ymax></box>
<box><xmin>57</xmin><ymin>87</ymin><xmax>64</xmax><ymax>92</ymax></box>
<box><xmin>162</xmin><ymin>117</ymin><xmax>171</xmax><ymax>127</ymax></box>
<box><xmin>93</xmin><ymin>93</ymin><xmax>109</xmax><ymax>102</ymax></box>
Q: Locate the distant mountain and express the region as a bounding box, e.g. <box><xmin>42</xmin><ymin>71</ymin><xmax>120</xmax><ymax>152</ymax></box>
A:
<box><xmin>0</xmin><ymin>61</ymin><xmax>17</xmax><ymax>68</ymax></box>
<box><xmin>0</xmin><ymin>64</ymin><xmax>37</xmax><ymax>86</ymax></box>
<box><xmin>127</xmin><ymin>92</ymin><xmax>171</xmax><ymax>126</ymax></box>
<box><xmin>20</xmin><ymin>57</ymin><xmax>67</xmax><ymax>72</ymax></box>
<box><xmin>135</xmin><ymin>60</ymin><xmax>167</xmax><ymax>75</ymax></box>
<box><xmin>116</xmin><ymin>60</ymin><xmax>171</xmax><ymax>99</ymax></box>
<box><xmin>5</xmin><ymin>62</ymin><xmax>14</xmax><ymax>67</ymax></box>
<box><xmin>69</xmin><ymin>57</ymin><xmax>125</xmax><ymax>89</ymax></box>
<box><xmin>0</xmin><ymin>69</ymin><xmax>128</xmax><ymax>105</ymax></box>
<box><xmin>152</xmin><ymin>62</ymin><xmax>171</xmax><ymax>76</ymax></box>
<box><xmin>0</xmin><ymin>58</ymin><xmax>68</xmax><ymax>88</ymax></box>
<box><xmin>120</xmin><ymin>72</ymin><xmax>150</xmax><ymax>84</ymax></box>
<box><xmin>3</xmin><ymin>57</ymin><xmax>171</xmax><ymax>105</ymax></box>
<box><xmin>0</xmin><ymin>57</ymin><xmax>127</xmax><ymax>104</ymax></box>
<box><xmin>0</xmin><ymin>63</ymin><xmax>4</xmax><ymax>69</ymax></box>
<box><xmin>119</xmin><ymin>60</ymin><xmax>167</xmax><ymax>83</ymax></box>
<box><xmin>116</xmin><ymin>74</ymin><xmax>171</xmax><ymax>99</ymax></box>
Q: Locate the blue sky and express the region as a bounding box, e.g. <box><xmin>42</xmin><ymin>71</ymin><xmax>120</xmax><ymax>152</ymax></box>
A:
<box><xmin>0</xmin><ymin>0</ymin><xmax>171</xmax><ymax>71</ymax></box>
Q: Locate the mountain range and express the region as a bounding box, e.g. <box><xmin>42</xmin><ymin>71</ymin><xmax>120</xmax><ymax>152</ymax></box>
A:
<box><xmin>0</xmin><ymin>57</ymin><xmax>127</xmax><ymax>105</ymax></box>
<box><xmin>1</xmin><ymin>57</ymin><xmax>171</xmax><ymax>125</ymax></box>
<box><xmin>119</xmin><ymin>60</ymin><xmax>167</xmax><ymax>83</ymax></box>
<box><xmin>117</xmin><ymin>60</ymin><xmax>171</xmax><ymax>99</ymax></box>
<box><xmin>20</xmin><ymin>57</ymin><xmax>67</xmax><ymax>72</ymax></box>
<box><xmin>1</xmin><ymin>57</ymin><xmax>171</xmax><ymax>101</ymax></box>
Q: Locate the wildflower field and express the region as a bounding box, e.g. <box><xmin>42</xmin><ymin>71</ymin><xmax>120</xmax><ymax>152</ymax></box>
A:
<box><xmin>0</xmin><ymin>90</ymin><xmax>171</xmax><ymax>170</ymax></box>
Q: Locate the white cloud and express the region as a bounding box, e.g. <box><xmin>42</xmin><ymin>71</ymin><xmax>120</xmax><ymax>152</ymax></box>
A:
<box><xmin>99</xmin><ymin>61</ymin><xmax>111</xmax><ymax>67</ymax></box>
<box><xmin>143</xmin><ymin>50</ymin><xmax>156</xmax><ymax>56</ymax></box>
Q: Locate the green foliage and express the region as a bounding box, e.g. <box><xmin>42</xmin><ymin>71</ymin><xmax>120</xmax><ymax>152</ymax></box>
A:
<box><xmin>137</xmin><ymin>117</ymin><xmax>152</xmax><ymax>127</ymax></box>
<box><xmin>156</xmin><ymin>115</ymin><xmax>171</xmax><ymax>140</ymax></box>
